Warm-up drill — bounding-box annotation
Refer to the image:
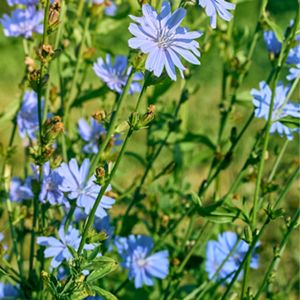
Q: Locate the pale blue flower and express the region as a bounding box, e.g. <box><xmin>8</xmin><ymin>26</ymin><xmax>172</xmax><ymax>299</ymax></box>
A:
<box><xmin>78</xmin><ymin>118</ymin><xmax>106</xmax><ymax>154</ymax></box>
<box><xmin>37</xmin><ymin>226</ymin><xmax>95</xmax><ymax>268</ymax></box>
<box><xmin>287</xmin><ymin>64</ymin><xmax>300</xmax><ymax>81</ymax></box>
<box><xmin>7</xmin><ymin>0</ymin><xmax>39</xmax><ymax>6</ymax></box>
<box><xmin>0</xmin><ymin>283</ymin><xmax>19</xmax><ymax>299</ymax></box>
<box><xmin>57</xmin><ymin>158</ymin><xmax>115</xmax><ymax>218</ymax></box>
<box><xmin>17</xmin><ymin>91</ymin><xmax>42</xmax><ymax>140</ymax></box>
<box><xmin>198</xmin><ymin>0</ymin><xmax>235</xmax><ymax>29</ymax></box>
<box><xmin>1</xmin><ymin>7</ymin><xmax>43</xmax><ymax>38</ymax></box>
<box><xmin>9</xmin><ymin>176</ymin><xmax>33</xmax><ymax>202</ymax></box>
<box><xmin>40</xmin><ymin>161</ymin><xmax>67</xmax><ymax>206</ymax></box>
<box><xmin>93</xmin><ymin>54</ymin><xmax>143</xmax><ymax>94</ymax></box>
<box><xmin>252</xmin><ymin>81</ymin><xmax>300</xmax><ymax>140</ymax></box>
<box><xmin>115</xmin><ymin>235</ymin><xmax>169</xmax><ymax>288</ymax></box>
<box><xmin>206</xmin><ymin>232</ymin><xmax>259</xmax><ymax>283</ymax></box>
<box><xmin>128</xmin><ymin>1</ymin><xmax>202</xmax><ymax>80</ymax></box>
<box><xmin>286</xmin><ymin>35</ymin><xmax>300</xmax><ymax>65</ymax></box>
<box><xmin>264</xmin><ymin>31</ymin><xmax>281</xmax><ymax>54</ymax></box>
<box><xmin>78</xmin><ymin>117</ymin><xmax>122</xmax><ymax>154</ymax></box>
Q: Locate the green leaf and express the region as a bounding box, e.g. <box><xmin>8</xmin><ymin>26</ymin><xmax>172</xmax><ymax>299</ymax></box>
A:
<box><xmin>264</xmin><ymin>16</ymin><xmax>285</xmax><ymax>42</ymax></box>
<box><xmin>196</xmin><ymin>200</ymin><xmax>243</xmax><ymax>223</ymax></box>
<box><xmin>85</xmin><ymin>256</ymin><xmax>118</xmax><ymax>282</ymax></box>
<box><xmin>176</xmin><ymin>132</ymin><xmax>216</xmax><ymax>150</ymax></box>
<box><xmin>92</xmin><ymin>286</ymin><xmax>118</xmax><ymax>300</ymax></box>
<box><xmin>279</xmin><ymin>115</ymin><xmax>300</xmax><ymax>129</ymax></box>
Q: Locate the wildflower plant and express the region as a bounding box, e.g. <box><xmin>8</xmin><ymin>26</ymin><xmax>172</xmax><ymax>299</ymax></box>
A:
<box><xmin>0</xmin><ymin>0</ymin><xmax>299</xmax><ymax>299</ymax></box>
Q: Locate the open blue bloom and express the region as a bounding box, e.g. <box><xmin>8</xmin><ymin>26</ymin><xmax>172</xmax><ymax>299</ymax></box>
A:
<box><xmin>78</xmin><ymin>117</ymin><xmax>122</xmax><ymax>154</ymax></box>
<box><xmin>1</xmin><ymin>7</ymin><xmax>43</xmax><ymax>38</ymax></box>
<box><xmin>286</xmin><ymin>35</ymin><xmax>300</xmax><ymax>65</ymax></box>
<box><xmin>9</xmin><ymin>176</ymin><xmax>33</xmax><ymax>202</ymax></box>
<box><xmin>93</xmin><ymin>54</ymin><xmax>143</xmax><ymax>94</ymax></box>
<box><xmin>115</xmin><ymin>235</ymin><xmax>169</xmax><ymax>288</ymax></box>
<box><xmin>37</xmin><ymin>226</ymin><xmax>95</xmax><ymax>268</ymax></box>
<box><xmin>252</xmin><ymin>81</ymin><xmax>300</xmax><ymax>140</ymax></box>
<box><xmin>206</xmin><ymin>232</ymin><xmax>259</xmax><ymax>283</ymax></box>
<box><xmin>17</xmin><ymin>91</ymin><xmax>42</xmax><ymax>140</ymax></box>
<box><xmin>0</xmin><ymin>283</ymin><xmax>19</xmax><ymax>299</ymax></box>
<box><xmin>264</xmin><ymin>31</ymin><xmax>281</xmax><ymax>54</ymax></box>
<box><xmin>40</xmin><ymin>161</ymin><xmax>66</xmax><ymax>206</ymax></box>
<box><xmin>78</xmin><ymin>118</ymin><xmax>106</xmax><ymax>154</ymax></box>
<box><xmin>57</xmin><ymin>158</ymin><xmax>115</xmax><ymax>218</ymax></box>
<box><xmin>128</xmin><ymin>2</ymin><xmax>202</xmax><ymax>80</ymax></box>
<box><xmin>287</xmin><ymin>64</ymin><xmax>300</xmax><ymax>81</ymax></box>
<box><xmin>7</xmin><ymin>0</ymin><xmax>39</xmax><ymax>6</ymax></box>
<box><xmin>198</xmin><ymin>0</ymin><xmax>235</xmax><ymax>29</ymax></box>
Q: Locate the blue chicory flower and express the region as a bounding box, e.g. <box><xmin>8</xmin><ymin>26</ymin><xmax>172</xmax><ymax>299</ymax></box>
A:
<box><xmin>37</xmin><ymin>226</ymin><xmax>95</xmax><ymax>268</ymax></box>
<box><xmin>206</xmin><ymin>231</ymin><xmax>259</xmax><ymax>283</ymax></box>
<box><xmin>93</xmin><ymin>54</ymin><xmax>143</xmax><ymax>94</ymax></box>
<box><xmin>7</xmin><ymin>0</ymin><xmax>39</xmax><ymax>6</ymax></box>
<box><xmin>198</xmin><ymin>0</ymin><xmax>235</xmax><ymax>29</ymax></box>
<box><xmin>252</xmin><ymin>81</ymin><xmax>300</xmax><ymax>140</ymax></box>
<box><xmin>115</xmin><ymin>235</ymin><xmax>169</xmax><ymax>288</ymax></box>
<box><xmin>17</xmin><ymin>91</ymin><xmax>42</xmax><ymax>140</ymax></box>
<box><xmin>57</xmin><ymin>158</ymin><xmax>115</xmax><ymax>218</ymax></box>
<box><xmin>9</xmin><ymin>176</ymin><xmax>33</xmax><ymax>202</ymax></box>
<box><xmin>0</xmin><ymin>7</ymin><xmax>43</xmax><ymax>38</ymax></box>
<box><xmin>287</xmin><ymin>64</ymin><xmax>300</xmax><ymax>81</ymax></box>
<box><xmin>128</xmin><ymin>1</ymin><xmax>202</xmax><ymax>80</ymax></box>
<box><xmin>264</xmin><ymin>31</ymin><xmax>282</xmax><ymax>54</ymax></box>
<box><xmin>78</xmin><ymin>118</ymin><xmax>106</xmax><ymax>154</ymax></box>
<box><xmin>40</xmin><ymin>161</ymin><xmax>67</xmax><ymax>206</ymax></box>
<box><xmin>264</xmin><ymin>30</ymin><xmax>300</xmax><ymax>65</ymax></box>
<box><xmin>0</xmin><ymin>282</ymin><xmax>19</xmax><ymax>299</ymax></box>
<box><xmin>78</xmin><ymin>117</ymin><xmax>122</xmax><ymax>154</ymax></box>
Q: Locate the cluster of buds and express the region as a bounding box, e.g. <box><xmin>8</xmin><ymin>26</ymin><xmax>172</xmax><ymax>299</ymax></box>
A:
<box><xmin>30</xmin><ymin>116</ymin><xmax>64</xmax><ymax>165</ymax></box>
<box><xmin>37</xmin><ymin>44</ymin><xmax>56</xmax><ymax>64</ymax></box>
<box><xmin>129</xmin><ymin>105</ymin><xmax>156</xmax><ymax>131</ymax></box>
<box><xmin>48</xmin><ymin>0</ymin><xmax>62</xmax><ymax>32</ymax></box>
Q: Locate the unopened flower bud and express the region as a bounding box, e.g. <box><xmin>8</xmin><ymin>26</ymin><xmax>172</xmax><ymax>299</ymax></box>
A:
<box><xmin>41</xmin><ymin>271</ymin><xmax>50</xmax><ymax>282</ymax></box>
<box><xmin>92</xmin><ymin>110</ymin><xmax>106</xmax><ymax>122</ymax></box>
<box><xmin>140</xmin><ymin>105</ymin><xmax>155</xmax><ymax>127</ymax></box>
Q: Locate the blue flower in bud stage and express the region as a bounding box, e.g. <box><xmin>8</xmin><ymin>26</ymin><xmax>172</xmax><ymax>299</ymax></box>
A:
<box><xmin>37</xmin><ymin>226</ymin><xmax>95</xmax><ymax>268</ymax></box>
<box><xmin>17</xmin><ymin>91</ymin><xmax>42</xmax><ymax>140</ymax></box>
<box><xmin>78</xmin><ymin>117</ymin><xmax>122</xmax><ymax>154</ymax></box>
<box><xmin>287</xmin><ymin>64</ymin><xmax>300</xmax><ymax>81</ymax></box>
<box><xmin>115</xmin><ymin>235</ymin><xmax>169</xmax><ymax>288</ymax></box>
<box><xmin>252</xmin><ymin>81</ymin><xmax>300</xmax><ymax>140</ymax></box>
<box><xmin>40</xmin><ymin>161</ymin><xmax>67</xmax><ymax>206</ymax></box>
<box><xmin>129</xmin><ymin>2</ymin><xmax>202</xmax><ymax>81</ymax></box>
<box><xmin>264</xmin><ymin>31</ymin><xmax>281</xmax><ymax>54</ymax></box>
<box><xmin>0</xmin><ymin>7</ymin><xmax>43</xmax><ymax>38</ymax></box>
<box><xmin>9</xmin><ymin>176</ymin><xmax>33</xmax><ymax>202</ymax></box>
<box><xmin>93</xmin><ymin>54</ymin><xmax>143</xmax><ymax>94</ymax></box>
<box><xmin>57</xmin><ymin>158</ymin><xmax>115</xmax><ymax>218</ymax></box>
<box><xmin>198</xmin><ymin>0</ymin><xmax>235</xmax><ymax>29</ymax></box>
<box><xmin>0</xmin><ymin>283</ymin><xmax>19</xmax><ymax>299</ymax></box>
<box><xmin>206</xmin><ymin>232</ymin><xmax>259</xmax><ymax>283</ymax></box>
<box><xmin>7</xmin><ymin>0</ymin><xmax>39</xmax><ymax>6</ymax></box>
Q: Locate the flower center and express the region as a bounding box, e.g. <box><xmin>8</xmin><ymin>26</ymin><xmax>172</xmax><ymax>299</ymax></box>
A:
<box><xmin>156</xmin><ymin>27</ymin><xmax>175</xmax><ymax>48</ymax></box>
<box><xmin>136</xmin><ymin>258</ymin><xmax>148</xmax><ymax>267</ymax></box>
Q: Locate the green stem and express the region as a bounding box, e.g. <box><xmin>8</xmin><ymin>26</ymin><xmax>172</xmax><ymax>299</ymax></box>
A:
<box><xmin>89</xmin><ymin>70</ymin><xmax>136</xmax><ymax>176</ymax></box>
<box><xmin>64</xmin><ymin>0</ymin><xmax>92</xmax><ymax>128</ymax></box>
<box><xmin>254</xmin><ymin>209</ymin><xmax>300</xmax><ymax>300</ymax></box>
<box><xmin>267</xmin><ymin>139</ymin><xmax>289</xmax><ymax>182</ymax></box>
<box><xmin>78</xmin><ymin>128</ymin><xmax>133</xmax><ymax>254</ymax></box>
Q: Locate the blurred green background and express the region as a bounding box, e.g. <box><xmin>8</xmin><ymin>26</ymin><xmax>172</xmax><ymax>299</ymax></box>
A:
<box><xmin>0</xmin><ymin>0</ymin><xmax>299</xmax><ymax>298</ymax></box>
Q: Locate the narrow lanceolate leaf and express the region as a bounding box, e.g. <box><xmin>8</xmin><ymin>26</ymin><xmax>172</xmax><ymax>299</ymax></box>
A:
<box><xmin>85</xmin><ymin>256</ymin><xmax>118</xmax><ymax>282</ymax></box>
<box><xmin>278</xmin><ymin>116</ymin><xmax>300</xmax><ymax>129</ymax></box>
<box><xmin>92</xmin><ymin>286</ymin><xmax>118</xmax><ymax>300</ymax></box>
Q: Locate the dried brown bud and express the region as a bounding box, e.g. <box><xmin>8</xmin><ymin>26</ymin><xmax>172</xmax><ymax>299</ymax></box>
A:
<box><xmin>83</xmin><ymin>47</ymin><xmax>96</xmax><ymax>60</ymax></box>
<box><xmin>92</xmin><ymin>110</ymin><xmax>106</xmax><ymax>122</ymax></box>
<box><xmin>49</xmin><ymin>0</ymin><xmax>61</xmax><ymax>27</ymax></box>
